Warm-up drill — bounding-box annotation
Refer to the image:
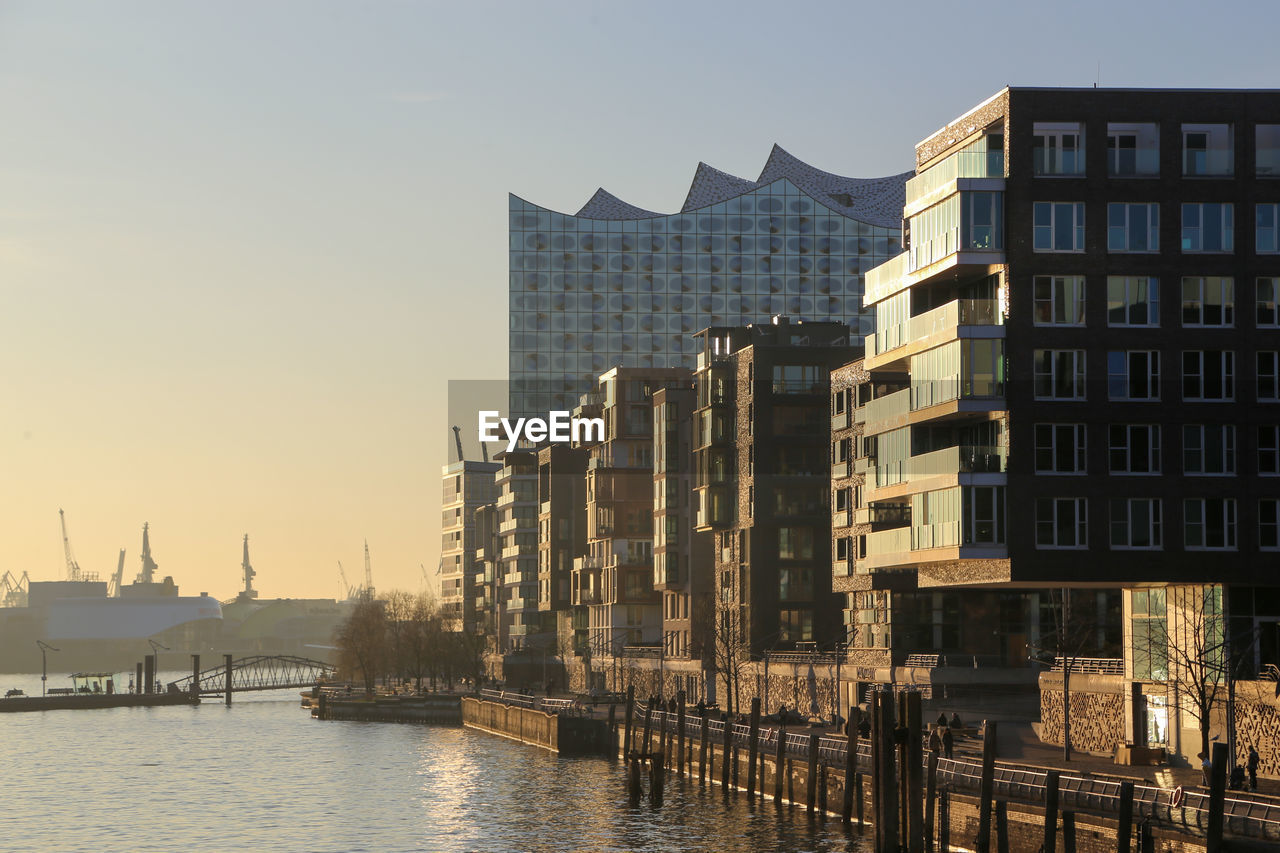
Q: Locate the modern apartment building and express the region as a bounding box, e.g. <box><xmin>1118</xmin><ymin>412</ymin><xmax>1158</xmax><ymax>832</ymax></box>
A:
<box><xmin>854</xmin><ymin>87</ymin><xmax>1280</xmax><ymax>762</ymax></box>
<box><xmin>508</xmin><ymin>147</ymin><xmax>909</xmax><ymax>420</ymax></box>
<box><xmin>536</xmin><ymin>444</ymin><xmax>588</xmax><ymax>654</ymax></box>
<box><xmin>493</xmin><ymin>449</ymin><xmax>545</xmax><ymax>652</ymax></box>
<box><xmin>439</xmin><ymin>459</ymin><xmax>500</xmax><ymax>633</ymax></box>
<box><xmin>579</xmin><ymin>367</ymin><xmax>691</xmax><ymax>655</ymax></box>
<box><xmin>693</xmin><ymin>317</ymin><xmax>856</xmax><ymax>660</ymax></box>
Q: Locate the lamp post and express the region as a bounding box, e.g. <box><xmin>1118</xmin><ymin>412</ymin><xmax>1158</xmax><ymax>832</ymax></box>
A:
<box><xmin>36</xmin><ymin>640</ymin><xmax>59</xmax><ymax>697</ymax></box>
<box><xmin>148</xmin><ymin>639</ymin><xmax>170</xmax><ymax>693</ymax></box>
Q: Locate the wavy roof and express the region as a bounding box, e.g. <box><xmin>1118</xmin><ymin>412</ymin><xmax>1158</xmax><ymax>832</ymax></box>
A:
<box><xmin>574</xmin><ymin>144</ymin><xmax>910</xmax><ymax>229</ymax></box>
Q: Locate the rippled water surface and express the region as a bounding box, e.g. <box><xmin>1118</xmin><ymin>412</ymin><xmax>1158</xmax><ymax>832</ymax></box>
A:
<box><xmin>3</xmin><ymin>673</ymin><xmax>871</xmax><ymax>852</ymax></box>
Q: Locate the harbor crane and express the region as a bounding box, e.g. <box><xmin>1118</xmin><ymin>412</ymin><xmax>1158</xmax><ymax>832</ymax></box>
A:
<box><xmin>362</xmin><ymin>540</ymin><xmax>374</xmax><ymax>600</ymax></box>
<box><xmin>135</xmin><ymin>523</ymin><xmax>159</xmax><ymax>584</ymax></box>
<box><xmin>59</xmin><ymin>509</ymin><xmax>83</xmax><ymax>582</ymax></box>
<box><xmin>108</xmin><ymin>549</ymin><xmax>126</xmax><ymax>597</ymax></box>
<box><xmin>241</xmin><ymin>535</ymin><xmax>258</xmax><ymax>599</ymax></box>
<box><xmin>337</xmin><ymin>561</ymin><xmax>355</xmax><ymax>601</ymax></box>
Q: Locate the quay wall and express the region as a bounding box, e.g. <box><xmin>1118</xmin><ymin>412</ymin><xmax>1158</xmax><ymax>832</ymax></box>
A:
<box><xmin>461</xmin><ymin>697</ymin><xmax>609</xmax><ymax>755</ymax></box>
<box><xmin>318</xmin><ymin>694</ymin><xmax>461</xmax><ymax>723</ymax></box>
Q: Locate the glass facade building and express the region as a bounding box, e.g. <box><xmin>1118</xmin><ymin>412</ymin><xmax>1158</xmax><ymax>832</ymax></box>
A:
<box><xmin>508</xmin><ymin>145</ymin><xmax>909</xmax><ymax>419</ymax></box>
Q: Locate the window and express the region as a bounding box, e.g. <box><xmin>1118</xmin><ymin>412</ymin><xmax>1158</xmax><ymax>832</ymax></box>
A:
<box><xmin>1181</xmin><ymin>277</ymin><xmax>1234</xmax><ymax>327</ymax></box>
<box><xmin>1259</xmin><ymin>125</ymin><xmax>1280</xmax><ymax>176</ymax></box>
<box><xmin>1108</xmin><ymin>350</ymin><xmax>1160</xmax><ymax>401</ymax></box>
<box><xmin>1108</xmin><ymin>122</ymin><xmax>1159</xmax><ymax>176</ymax></box>
<box><xmin>1131</xmin><ymin>589</ymin><xmax>1168</xmax><ymax>681</ymax></box>
<box><xmin>1259</xmin><ymin>204</ymin><xmax>1280</xmax><ymax>254</ymax></box>
<box><xmin>1258</xmin><ymin>278</ymin><xmax>1279</xmax><ymax>327</ymax></box>
<box><xmin>1034</xmin><ymin>349</ymin><xmax>1086</xmax><ymax>400</ymax></box>
<box><xmin>1107</xmin><ymin>276</ymin><xmax>1160</xmax><ymax>327</ymax></box>
<box><xmin>1262</xmin><ymin>500</ymin><xmax>1280</xmax><ymax>550</ymax></box>
<box><xmin>1110</xmin><ymin>424</ymin><xmax>1161</xmax><ymax>475</ymax></box>
<box><xmin>777</xmin><ymin>527</ymin><xmax>814</xmax><ymax>560</ymax></box>
<box><xmin>1111</xmin><ymin>498</ymin><xmax>1163</xmax><ymax>549</ymax></box>
<box><xmin>780</xmin><ymin>609</ymin><xmax>814</xmax><ymax>643</ymax></box>
<box><xmin>1184</xmin><ymin>498</ymin><xmax>1237</xmax><ymax>549</ymax></box>
<box><xmin>1182</xmin><ymin>203</ymin><xmax>1234</xmax><ymax>252</ymax></box>
<box><xmin>1035</xmin><ymin>424</ymin><xmax>1087</xmax><ymax>474</ymax></box>
<box><xmin>1260</xmin><ymin>426</ymin><xmax>1280</xmax><ymax>476</ymax></box>
<box><xmin>772</xmin><ymin>365</ymin><xmax>824</xmax><ymax>394</ymax></box>
<box><xmin>1182</xmin><ymin>124</ymin><xmax>1234</xmax><ymax>176</ymax></box>
<box><xmin>1183</xmin><ymin>424</ymin><xmax>1236</xmax><ymax>475</ymax></box>
<box><xmin>1108</xmin><ymin>203</ymin><xmax>1160</xmax><ymax>252</ymax></box>
<box><xmin>1033</xmin><ymin>122</ymin><xmax>1085</xmax><ymax>175</ymax></box>
<box><xmin>1033</xmin><ymin>275</ymin><xmax>1086</xmax><ymax>325</ymax></box>
<box><xmin>1182</xmin><ymin>350</ymin><xmax>1235</xmax><ymax>401</ymax></box>
<box><xmin>778</xmin><ymin>567</ymin><xmax>814</xmax><ymax>601</ymax></box>
<box><xmin>966</xmin><ymin>485</ymin><xmax>1006</xmax><ymax>546</ymax></box>
<box><xmin>1261</xmin><ymin>352</ymin><xmax>1280</xmax><ymax>402</ymax></box>
<box><xmin>1036</xmin><ymin>497</ymin><xmax>1088</xmax><ymax>549</ymax></box>
<box><xmin>964</xmin><ymin>191</ymin><xmax>1003</xmax><ymax>250</ymax></box>
<box><xmin>1034</xmin><ymin>202</ymin><xmax>1085</xmax><ymax>252</ymax></box>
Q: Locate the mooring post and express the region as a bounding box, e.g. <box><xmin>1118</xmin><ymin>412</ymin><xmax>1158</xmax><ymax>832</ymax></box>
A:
<box><xmin>143</xmin><ymin>655</ymin><xmax>154</xmax><ymax>694</ymax></box>
<box><xmin>1207</xmin><ymin>741</ymin><xmax>1228</xmax><ymax>853</ymax></box>
<box><xmin>190</xmin><ymin>654</ymin><xmax>200</xmax><ymax>699</ymax></box>
<box><xmin>628</xmin><ymin>756</ymin><xmax>643</xmax><ymax>806</ymax></box>
<box><xmin>924</xmin><ymin>751</ymin><xmax>938</xmax><ymax>852</ymax></box>
<box><xmin>650</xmin><ymin>754</ymin><xmax>664</xmax><ymax>807</ymax></box>
<box><xmin>641</xmin><ymin>698</ymin><xmax>654</xmax><ymax>754</ymax></box>
<box><xmin>774</xmin><ymin>724</ymin><xmax>787</xmax><ymax>802</ymax></box>
<box><xmin>698</xmin><ymin>707</ymin><xmax>709</xmax><ymax>785</ymax></box>
<box><xmin>976</xmin><ymin>721</ymin><xmax>997</xmax><ymax>853</ymax></box>
<box><xmin>623</xmin><ymin>685</ymin><xmax>635</xmax><ymax>756</ymax></box>
<box><xmin>843</xmin><ymin>704</ymin><xmax>858</xmax><ymax>822</ymax></box>
<box><xmin>224</xmin><ymin>653</ymin><xmax>233</xmax><ymax>706</ymax></box>
<box><xmin>721</xmin><ymin>713</ymin><xmax>732</xmax><ymax>790</ymax></box>
<box><xmin>938</xmin><ymin>789</ymin><xmax>950</xmax><ymax>852</ymax></box>
<box><xmin>135</xmin><ymin>662</ymin><xmax>143</xmax><ymax>695</ymax></box>
<box><xmin>906</xmin><ymin>692</ymin><xmax>924</xmax><ymax>853</ymax></box>
<box><xmin>855</xmin><ymin>771</ymin><xmax>864</xmax><ymax>829</ymax></box>
<box><xmin>1118</xmin><ymin>780</ymin><xmax>1134</xmax><ymax>853</ymax></box>
<box><xmin>871</xmin><ymin>694</ymin><xmax>882</xmax><ymax>850</ymax></box>
<box><xmin>995</xmin><ymin>800</ymin><xmax>1009</xmax><ymax>853</ymax></box>
<box><xmin>658</xmin><ymin>706</ymin><xmax>669</xmax><ymax>770</ymax></box>
<box><xmin>746</xmin><ymin>697</ymin><xmax>761</xmax><ymax>798</ymax></box>
<box><xmin>676</xmin><ymin>691</ymin><xmax>686</xmax><ymax>777</ymax></box>
<box><xmin>818</xmin><ymin>748</ymin><xmax>829</xmax><ymax>815</ymax></box>
<box><xmin>806</xmin><ymin>731</ymin><xmax>820</xmax><ymax>814</ymax></box>
<box><xmin>1043</xmin><ymin>769</ymin><xmax>1059</xmax><ymax>853</ymax></box>
<box><xmin>878</xmin><ymin>690</ymin><xmax>899</xmax><ymax>853</ymax></box>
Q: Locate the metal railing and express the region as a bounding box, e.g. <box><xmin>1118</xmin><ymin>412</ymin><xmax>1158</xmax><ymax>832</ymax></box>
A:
<box><xmin>1051</xmin><ymin>657</ymin><xmax>1124</xmax><ymax>675</ymax></box>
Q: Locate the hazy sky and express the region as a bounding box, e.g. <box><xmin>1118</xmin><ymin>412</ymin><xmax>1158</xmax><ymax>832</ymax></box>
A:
<box><xmin>3</xmin><ymin>1</ymin><xmax>1278</xmax><ymax>600</ymax></box>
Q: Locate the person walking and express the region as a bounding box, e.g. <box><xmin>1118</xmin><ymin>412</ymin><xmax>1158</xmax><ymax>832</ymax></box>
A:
<box><xmin>941</xmin><ymin>726</ymin><xmax>954</xmax><ymax>759</ymax></box>
<box><xmin>1248</xmin><ymin>746</ymin><xmax>1261</xmax><ymax>792</ymax></box>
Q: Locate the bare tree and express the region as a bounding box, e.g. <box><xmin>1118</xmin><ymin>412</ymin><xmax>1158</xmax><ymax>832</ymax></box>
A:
<box><xmin>1040</xmin><ymin>588</ymin><xmax>1113</xmax><ymax>761</ymax></box>
<box><xmin>334</xmin><ymin>598</ymin><xmax>388</xmax><ymax>695</ymax></box>
<box><xmin>712</xmin><ymin>597</ymin><xmax>751</xmax><ymax>716</ymax></box>
<box><xmin>382</xmin><ymin>589</ymin><xmax>416</xmax><ymax>686</ymax></box>
<box><xmin>402</xmin><ymin>592</ymin><xmax>443</xmax><ymax>691</ymax></box>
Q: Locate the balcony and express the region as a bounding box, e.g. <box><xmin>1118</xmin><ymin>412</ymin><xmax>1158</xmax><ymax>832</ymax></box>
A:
<box><xmin>540</xmin><ymin>501</ymin><xmax>551</xmax><ymax>515</ymax></box>
<box><xmin>870</xmin><ymin>445</ymin><xmax>1007</xmax><ymax>495</ymax></box>
<box><xmin>905</xmin><ymin>147</ymin><xmax>1004</xmax><ymax>208</ymax></box>
<box><xmin>575</xmin><ymin>587</ymin><xmax>601</xmax><ymax>605</ymax></box>
<box><xmin>832</xmin><ymin>410</ymin><xmax>850</xmax><ymax>431</ymax></box>
<box><xmin>499</xmin><ymin>517</ymin><xmax>532</xmax><ymax>535</ymax></box>
<box><xmin>853</xmin><ymin>504</ymin><xmax>910</xmax><ymax>527</ymax></box>
<box><xmin>865</xmin><ymin>242</ymin><xmax>1004</xmax><ymax>308</ymax></box>
<box><xmin>831</xmin><ymin>459</ymin><xmax>850</xmax><ymax>479</ymax></box>
<box><xmin>500</xmin><ymin>544</ymin><xmax>535</xmax><ymax>560</ymax></box>
<box><xmin>497</xmin><ymin>490</ymin><xmax>535</xmax><ymax>508</ymax></box>
<box><xmin>866</xmin><ymin>299</ymin><xmax>1004</xmax><ymax>369</ymax></box>
<box><xmin>856</xmin><ymin>388</ymin><xmax>911</xmax><ymax>435</ymax></box>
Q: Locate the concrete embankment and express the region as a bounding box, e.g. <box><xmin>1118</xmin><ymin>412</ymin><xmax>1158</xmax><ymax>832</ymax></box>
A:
<box><xmin>0</xmin><ymin>693</ymin><xmax>198</xmax><ymax>713</ymax></box>
<box><xmin>315</xmin><ymin>693</ymin><xmax>462</xmax><ymax>723</ymax></box>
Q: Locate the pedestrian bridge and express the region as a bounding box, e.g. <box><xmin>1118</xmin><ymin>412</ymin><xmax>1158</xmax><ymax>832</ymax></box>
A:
<box><xmin>167</xmin><ymin>655</ymin><xmax>336</xmax><ymax>696</ymax></box>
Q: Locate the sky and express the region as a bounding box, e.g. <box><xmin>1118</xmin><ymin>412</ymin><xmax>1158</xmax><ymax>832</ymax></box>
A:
<box><xmin>3</xmin><ymin>0</ymin><xmax>1278</xmax><ymax>601</ymax></box>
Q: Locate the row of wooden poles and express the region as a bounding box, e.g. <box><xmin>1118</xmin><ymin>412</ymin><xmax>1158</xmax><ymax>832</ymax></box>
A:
<box><xmin>612</xmin><ymin>685</ymin><xmax>1229</xmax><ymax>853</ymax></box>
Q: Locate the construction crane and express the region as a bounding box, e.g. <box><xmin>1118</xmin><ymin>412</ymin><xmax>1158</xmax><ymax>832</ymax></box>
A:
<box><xmin>362</xmin><ymin>540</ymin><xmax>374</xmax><ymax>600</ymax></box>
<box><xmin>337</xmin><ymin>561</ymin><xmax>355</xmax><ymax>601</ymax></box>
<box><xmin>108</xmin><ymin>549</ymin><xmax>126</xmax><ymax>597</ymax></box>
<box><xmin>241</xmin><ymin>534</ymin><xmax>258</xmax><ymax>599</ymax></box>
<box><xmin>452</xmin><ymin>425</ymin><xmax>465</xmax><ymax>463</ymax></box>
<box><xmin>59</xmin><ymin>509</ymin><xmax>83</xmax><ymax>582</ymax></box>
<box><xmin>1</xmin><ymin>571</ymin><xmax>29</xmax><ymax>607</ymax></box>
<box><xmin>135</xmin><ymin>522</ymin><xmax>159</xmax><ymax>584</ymax></box>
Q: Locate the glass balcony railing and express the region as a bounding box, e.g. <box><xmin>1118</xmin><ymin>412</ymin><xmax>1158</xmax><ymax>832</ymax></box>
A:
<box><xmin>873</xmin><ymin>445</ymin><xmax>1007</xmax><ymax>488</ymax></box>
<box><xmin>912</xmin><ymin>521</ymin><xmax>961</xmax><ymax>551</ymax></box>
<box><xmin>856</xmin><ymin>388</ymin><xmax>911</xmax><ymax>427</ymax></box>
<box><xmin>910</xmin><ymin>376</ymin><xmax>1005</xmax><ymax>411</ymax></box>
<box><xmin>869</xmin><ymin>299</ymin><xmax>1004</xmax><ymax>358</ymax></box>
<box><xmin>905</xmin><ymin>149</ymin><xmax>1004</xmax><ymax>207</ymax></box>
<box><xmin>865</xmin><ymin>526</ymin><xmax>911</xmax><ymax>558</ymax></box>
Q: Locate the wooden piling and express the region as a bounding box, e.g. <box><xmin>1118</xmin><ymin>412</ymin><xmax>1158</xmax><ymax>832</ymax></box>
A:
<box><xmin>721</xmin><ymin>715</ymin><xmax>732</xmax><ymax>790</ymax></box>
<box><xmin>843</xmin><ymin>704</ymin><xmax>858</xmax><ymax>822</ymax></box>
<box><xmin>818</xmin><ymin>753</ymin><xmax>829</xmax><ymax>815</ymax></box>
<box><xmin>924</xmin><ymin>751</ymin><xmax>938</xmax><ymax>851</ymax></box>
<box><xmin>628</xmin><ymin>757</ymin><xmax>643</xmax><ymax>805</ymax></box>
<box><xmin>224</xmin><ymin>653</ymin><xmax>233</xmax><ymax>706</ymax></box>
<box><xmin>650</xmin><ymin>753</ymin><xmax>665</xmax><ymax>807</ymax></box>
<box><xmin>746</xmin><ymin>697</ymin><xmax>761</xmax><ymax>798</ymax></box>
<box><xmin>1207</xmin><ymin>741</ymin><xmax>1227</xmax><ymax>853</ymax></box>
<box><xmin>676</xmin><ymin>691</ymin><xmax>686</xmax><ymax>777</ymax></box>
<box><xmin>876</xmin><ymin>691</ymin><xmax>899</xmax><ymax>853</ymax></box>
<box><xmin>906</xmin><ymin>692</ymin><xmax>924</xmax><ymax>853</ymax></box>
<box><xmin>976</xmin><ymin>721</ymin><xmax>997</xmax><ymax>853</ymax></box>
<box><xmin>855</xmin><ymin>772</ymin><xmax>864</xmax><ymax>828</ymax></box>
<box><xmin>1118</xmin><ymin>780</ymin><xmax>1134</xmax><ymax>853</ymax></box>
<box><xmin>623</xmin><ymin>685</ymin><xmax>635</xmax><ymax>756</ymax></box>
<box><xmin>135</xmin><ymin>662</ymin><xmax>143</xmax><ymax>695</ymax></box>
<box><xmin>641</xmin><ymin>698</ymin><xmax>654</xmax><ymax>754</ymax></box>
<box><xmin>774</xmin><ymin>724</ymin><xmax>787</xmax><ymax>802</ymax></box>
<box><xmin>1043</xmin><ymin>769</ymin><xmax>1059</xmax><ymax>853</ymax></box>
<box><xmin>806</xmin><ymin>731</ymin><xmax>820</xmax><ymax>814</ymax></box>
<box><xmin>658</xmin><ymin>706</ymin><xmax>669</xmax><ymax>770</ymax></box>
<box><xmin>190</xmin><ymin>654</ymin><xmax>200</xmax><ymax>699</ymax></box>
<box><xmin>938</xmin><ymin>789</ymin><xmax>950</xmax><ymax>852</ymax></box>
<box><xmin>995</xmin><ymin>800</ymin><xmax>1009</xmax><ymax>853</ymax></box>
<box><xmin>698</xmin><ymin>707</ymin><xmax>709</xmax><ymax>785</ymax></box>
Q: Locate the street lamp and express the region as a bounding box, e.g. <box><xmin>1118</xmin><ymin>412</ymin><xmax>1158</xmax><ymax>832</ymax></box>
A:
<box><xmin>36</xmin><ymin>640</ymin><xmax>59</xmax><ymax>696</ymax></box>
<box><xmin>149</xmin><ymin>639</ymin><xmax>170</xmax><ymax>693</ymax></box>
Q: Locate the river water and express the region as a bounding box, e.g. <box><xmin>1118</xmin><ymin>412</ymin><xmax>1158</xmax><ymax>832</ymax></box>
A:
<box><xmin>3</xmin><ymin>672</ymin><xmax>871</xmax><ymax>852</ymax></box>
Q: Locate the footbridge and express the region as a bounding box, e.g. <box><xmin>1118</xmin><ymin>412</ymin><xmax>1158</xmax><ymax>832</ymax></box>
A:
<box><xmin>168</xmin><ymin>654</ymin><xmax>336</xmax><ymax>698</ymax></box>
